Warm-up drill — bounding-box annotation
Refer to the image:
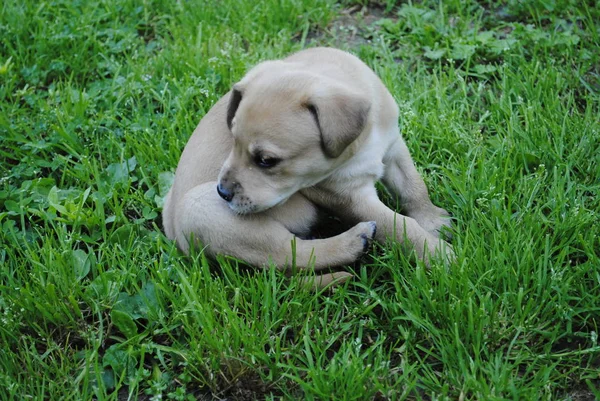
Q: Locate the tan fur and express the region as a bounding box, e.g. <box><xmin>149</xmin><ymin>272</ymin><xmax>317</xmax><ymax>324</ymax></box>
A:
<box><xmin>163</xmin><ymin>47</ymin><xmax>453</xmax><ymax>287</ymax></box>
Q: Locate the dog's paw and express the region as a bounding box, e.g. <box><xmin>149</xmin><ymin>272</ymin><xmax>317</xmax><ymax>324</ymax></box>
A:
<box><xmin>348</xmin><ymin>221</ymin><xmax>377</xmax><ymax>257</ymax></box>
<box><xmin>423</xmin><ymin>235</ymin><xmax>455</xmax><ymax>267</ymax></box>
<box><xmin>411</xmin><ymin>206</ymin><xmax>453</xmax><ymax>240</ymax></box>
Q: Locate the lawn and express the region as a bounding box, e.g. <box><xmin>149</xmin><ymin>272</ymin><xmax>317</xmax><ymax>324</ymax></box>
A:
<box><xmin>1</xmin><ymin>0</ymin><xmax>599</xmax><ymax>399</ymax></box>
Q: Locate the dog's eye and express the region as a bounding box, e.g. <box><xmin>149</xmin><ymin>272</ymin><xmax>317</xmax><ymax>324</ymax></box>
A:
<box><xmin>254</xmin><ymin>154</ymin><xmax>280</xmax><ymax>168</ymax></box>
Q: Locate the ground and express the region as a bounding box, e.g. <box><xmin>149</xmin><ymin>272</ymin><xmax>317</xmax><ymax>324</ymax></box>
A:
<box><xmin>1</xmin><ymin>0</ymin><xmax>599</xmax><ymax>400</ymax></box>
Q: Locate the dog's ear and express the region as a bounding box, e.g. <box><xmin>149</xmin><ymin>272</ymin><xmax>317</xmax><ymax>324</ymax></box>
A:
<box><xmin>227</xmin><ymin>84</ymin><xmax>243</xmax><ymax>130</ymax></box>
<box><xmin>307</xmin><ymin>89</ymin><xmax>371</xmax><ymax>158</ymax></box>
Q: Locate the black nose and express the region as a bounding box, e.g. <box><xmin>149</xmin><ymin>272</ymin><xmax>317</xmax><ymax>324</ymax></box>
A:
<box><xmin>217</xmin><ymin>183</ymin><xmax>234</xmax><ymax>202</ymax></box>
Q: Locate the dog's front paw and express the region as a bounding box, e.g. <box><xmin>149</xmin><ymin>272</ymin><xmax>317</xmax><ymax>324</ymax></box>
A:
<box><xmin>423</xmin><ymin>235</ymin><xmax>455</xmax><ymax>267</ymax></box>
<box><xmin>411</xmin><ymin>206</ymin><xmax>453</xmax><ymax>240</ymax></box>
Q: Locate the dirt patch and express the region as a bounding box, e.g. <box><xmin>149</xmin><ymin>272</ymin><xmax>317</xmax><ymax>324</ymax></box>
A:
<box><xmin>303</xmin><ymin>4</ymin><xmax>392</xmax><ymax>48</ymax></box>
<box><xmin>565</xmin><ymin>382</ymin><xmax>599</xmax><ymax>401</ymax></box>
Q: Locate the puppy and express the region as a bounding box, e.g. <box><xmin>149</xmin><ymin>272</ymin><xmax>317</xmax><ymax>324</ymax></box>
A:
<box><xmin>162</xmin><ymin>47</ymin><xmax>453</xmax><ymax>286</ymax></box>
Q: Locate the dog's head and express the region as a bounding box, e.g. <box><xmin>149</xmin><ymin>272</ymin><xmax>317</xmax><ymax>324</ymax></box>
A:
<box><xmin>217</xmin><ymin>61</ymin><xmax>371</xmax><ymax>214</ymax></box>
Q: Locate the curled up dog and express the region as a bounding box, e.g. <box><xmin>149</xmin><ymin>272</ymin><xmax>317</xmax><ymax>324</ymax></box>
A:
<box><xmin>162</xmin><ymin>47</ymin><xmax>454</xmax><ymax>287</ymax></box>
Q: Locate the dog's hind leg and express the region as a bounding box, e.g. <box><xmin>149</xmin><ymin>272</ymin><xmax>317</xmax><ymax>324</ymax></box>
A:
<box><xmin>172</xmin><ymin>182</ymin><xmax>376</xmax><ymax>271</ymax></box>
<box><xmin>382</xmin><ymin>138</ymin><xmax>452</xmax><ymax>238</ymax></box>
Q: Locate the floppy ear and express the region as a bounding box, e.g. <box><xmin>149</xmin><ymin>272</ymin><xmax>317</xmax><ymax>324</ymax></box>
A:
<box><xmin>307</xmin><ymin>89</ymin><xmax>371</xmax><ymax>158</ymax></box>
<box><xmin>226</xmin><ymin>84</ymin><xmax>243</xmax><ymax>130</ymax></box>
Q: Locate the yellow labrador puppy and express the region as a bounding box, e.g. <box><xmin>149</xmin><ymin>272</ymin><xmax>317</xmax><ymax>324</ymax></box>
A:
<box><xmin>163</xmin><ymin>47</ymin><xmax>453</xmax><ymax>286</ymax></box>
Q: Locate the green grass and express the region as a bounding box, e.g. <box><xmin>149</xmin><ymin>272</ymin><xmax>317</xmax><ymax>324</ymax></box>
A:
<box><xmin>1</xmin><ymin>0</ymin><xmax>599</xmax><ymax>399</ymax></box>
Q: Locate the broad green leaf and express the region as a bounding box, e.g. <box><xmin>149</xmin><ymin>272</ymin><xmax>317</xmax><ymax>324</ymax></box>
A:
<box><xmin>158</xmin><ymin>171</ymin><xmax>175</xmax><ymax>197</ymax></box>
<box><xmin>102</xmin><ymin>344</ymin><xmax>137</xmax><ymax>379</ymax></box>
<box><xmin>473</xmin><ymin>64</ymin><xmax>498</xmax><ymax>74</ymax></box>
<box><xmin>450</xmin><ymin>43</ymin><xmax>476</xmax><ymax>60</ymax></box>
<box><xmin>101</xmin><ymin>369</ymin><xmax>115</xmax><ymax>390</ymax></box>
<box><xmin>488</xmin><ymin>38</ymin><xmax>517</xmax><ymax>54</ymax></box>
<box><xmin>142</xmin><ymin>205</ymin><xmax>157</xmax><ymax>220</ymax></box>
<box><xmin>48</xmin><ymin>186</ymin><xmax>67</xmax><ymax>214</ymax></box>
<box><xmin>111</xmin><ymin>309</ymin><xmax>138</xmax><ymax>338</ymax></box>
<box><xmin>113</xmin><ymin>282</ymin><xmax>159</xmax><ymax>321</ymax></box>
<box><xmin>4</xmin><ymin>200</ymin><xmax>20</xmax><ymax>214</ymax></box>
<box><xmin>104</xmin><ymin>156</ymin><xmax>137</xmax><ymax>185</ymax></box>
<box><xmin>71</xmin><ymin>249</ymin><xmax>91</xmax><ymax>280</ymax></box>
<box><xmin>476</xmin><ymin>30</ymin><xmax>495</xmax><ymax>45</ymax></box>
<box><xmin>86</xmin><ymin>271</ymin><xmax>120</xmax><ymax>301</ymax></box>
<box><xmin>108</xmin><ymin>224</ymin><xmax>139</xmax><ymax>245</ymax></box>
<box><xmin>424</xmin><ymin>47</ymin><xmax>445</xmax><ymax>60</ymax></box>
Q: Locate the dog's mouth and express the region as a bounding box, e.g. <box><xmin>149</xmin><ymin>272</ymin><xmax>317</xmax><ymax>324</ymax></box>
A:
<box><xmin>227</xmin><ymin>202</ymin><xmax>258</xmax><ymax>215</ymax></box>
<box><xmin>227</xmin><ymin>193</ymin><xmax>290</xmax><ymax>215</ymax></box>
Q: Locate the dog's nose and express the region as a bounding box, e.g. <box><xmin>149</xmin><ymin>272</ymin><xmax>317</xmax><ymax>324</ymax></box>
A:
<box><xmin>217</xmin><ymin>183</ymin><xmax>234</xmax><ymax>202</ymax></box>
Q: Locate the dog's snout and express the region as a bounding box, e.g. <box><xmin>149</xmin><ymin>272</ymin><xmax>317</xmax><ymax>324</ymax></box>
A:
<box><xmin>217</xmin><ymin>183</ymin><xmax>234</xmax><ymax>202</ymax></box>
